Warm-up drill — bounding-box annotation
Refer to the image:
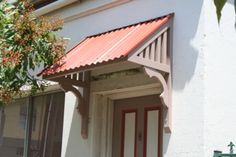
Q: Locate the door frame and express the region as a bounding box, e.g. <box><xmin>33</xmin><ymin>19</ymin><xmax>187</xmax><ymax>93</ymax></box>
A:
<box><xmin>90</xmin><ymin>83</ymin><xmax>163</xmax><ymax>157</ymax></box>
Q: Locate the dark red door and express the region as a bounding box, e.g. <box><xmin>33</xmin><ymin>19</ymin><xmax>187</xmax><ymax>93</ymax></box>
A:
<box><xmin>112</xmin><ymin>95</ymin><xmax>162</xmax><ymax>157</ymax></box>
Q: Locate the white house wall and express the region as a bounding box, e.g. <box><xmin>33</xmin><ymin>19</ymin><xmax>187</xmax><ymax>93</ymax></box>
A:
<box><xmin>47</xmin><ymin>0</ymin><xmax>207</xmax><ymax>156</ymax></box>
<box><xmin>62</xmin><ymin>91</ymin><xmax>90</xmax><ymax>157</ymax></box>
<box><xmin>204</xmin><ymin>0</ymin><xmax>236</xmax><ymax>156</ymax></box>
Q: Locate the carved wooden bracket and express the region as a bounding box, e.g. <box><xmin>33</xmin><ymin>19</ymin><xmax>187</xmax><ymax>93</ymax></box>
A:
<box><xmin>144</xmin><ymin>67</ymin><xmax>172</xmax><ymax>133</ymax></box>
<box><xmin>53</xmin><ymin>71</ymin><xmax>90</xmax><ymax>139</ymax></box>
<box><xmin>144</xmin><ymin>67</ymin><xmax>169</xmax><ymax>107</ymax></box>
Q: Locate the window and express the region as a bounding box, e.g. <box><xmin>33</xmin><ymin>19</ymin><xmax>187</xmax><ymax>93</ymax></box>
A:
<box><xmin>9</xmin><ymin>0</ymin><xmax>81</xmax><ymax>16</ymax></box>
<box><xmin>19</xmin><ymin>105</ymin><xmax>36</xmax><ymax>131</ymax></box>
<box><xmin>0</xmin><ymin>92</ymin><xmax>65</xmax><ymax>157</ymax></box>
<box><xmin>35</xmin><ymin>0</ymin><xmax>79</xmax><ymax>16</ymax></box>
<box><xmin>32</xmin><ymin>0</ymin><xmax>58</xmax><ymax>9</ymax></box>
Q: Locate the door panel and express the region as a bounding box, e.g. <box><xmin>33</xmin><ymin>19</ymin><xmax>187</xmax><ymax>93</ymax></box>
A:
<box><xmin>144</xmin><ymin>109</ymin><xmax>159</xmax><ymax>157</ymax></box>
<box><xmin>122</xmin><ymin>111</ymin><xmax>137</xmax><ymax>157</ymax></box>
<box><xmin>113</xmin><ymin>108</ymin><xmax>137</xmax><ymax>157</ymax></box>
<box><xmin>112</xmin><ymin>95</ymin><xmax>162</xmax><ymax>157</ymax></box>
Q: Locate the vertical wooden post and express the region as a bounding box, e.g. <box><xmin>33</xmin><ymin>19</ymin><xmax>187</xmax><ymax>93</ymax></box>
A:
<box><xmin>24</xmin><ymin>96</ymin><xmax>33</xmax><ymax>157</ymax></box>
<box><xmin>81</xmin><ymin>71</ymin><xmax>90</xmax><ymax>139</ymax></box>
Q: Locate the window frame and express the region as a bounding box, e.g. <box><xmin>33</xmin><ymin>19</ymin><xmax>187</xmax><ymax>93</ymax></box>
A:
<box><xmin>35</xmin><ymin>0</ymin><xmax>79</xmax><ymax>16</ymax></box>
<box><xmin>32</xmin><ymin>0</ymin><xmax>58</xmax><ymax>9</ymax></box>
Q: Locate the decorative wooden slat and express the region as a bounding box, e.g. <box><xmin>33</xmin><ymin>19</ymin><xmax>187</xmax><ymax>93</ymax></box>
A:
<box><xmin>156</xmin><ymin>36</ymin><xmax>162</xmax><ymax>63</ymax></box>
<box><xmin>72</xmin><ymin>73</ymin><xmax>77</xmax><ymax>80</ymax></box>
<box><xmin>76</xmin><ymin>73</ymin><xmax>79</xmax><ymax>80</ymax></box>
<box><xmin>138</xmin><ymin>50</ymin><xmax>144</xmax><ymax>58</ymax></box>
<box><xmin>145</xmin><ymin>46</ymin><xmax>150</xmax><ymax>59</ymax></box>
<box><xmin>142</xmin><ymin>49</ymin><xmax>146</xmax><ymax>58</ymax></box>
<box><xmin>79</xmin><ymin>72</ymin><xmax>83</xmax><ymax>81</ymax></box>
<box><xmin>161</xmin><ymin>31</ymin><xmax>167</xmax><ymax>64</ymax></box>
<box><xmin>150</xmin><ymin>41</ymin><xmax>156</xmax><ymax>61</ymax></box>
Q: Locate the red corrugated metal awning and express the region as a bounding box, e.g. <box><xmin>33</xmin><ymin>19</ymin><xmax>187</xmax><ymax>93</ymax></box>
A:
<box><xmin>42</xmin><ymin>13</ymin><xmax>174</xmax><ymax>78</ymax></box>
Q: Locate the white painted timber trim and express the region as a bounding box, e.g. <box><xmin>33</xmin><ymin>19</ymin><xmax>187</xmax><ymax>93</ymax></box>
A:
<box><xmin>35</xmin><ymin>0</ymin><xmax>79</xmax><ymax>16</ymax></box>
<box><xmin>95</xmin><ymin>83</ymin><xmax>162</xmax><ymax>96</ymax></box>
<box><xmin>64</xmin><ymin>0</ymin><xmax>132</xmax><ymax>22</ymax></box>
<box><xmin>107</xmin><ymin>86</ymin><xmax>162</xmax><ymax>100</ymax></box>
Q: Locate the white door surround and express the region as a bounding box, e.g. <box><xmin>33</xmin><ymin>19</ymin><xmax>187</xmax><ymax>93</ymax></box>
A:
<box><xmin>90</xmin><ymin>84</ymin><xmax>163</xmax><ymax>157</ymax></box>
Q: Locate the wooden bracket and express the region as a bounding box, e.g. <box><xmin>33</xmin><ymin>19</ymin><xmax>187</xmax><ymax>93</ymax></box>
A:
<box><xmin>55</xmin><ymin>71</ymin><xmax>90</xmax><ymax>139</ymax></box>
<box><xmin>144</xmin><ymin>67</ymin><xmax>172</xmax><ymax>133</ymax></box>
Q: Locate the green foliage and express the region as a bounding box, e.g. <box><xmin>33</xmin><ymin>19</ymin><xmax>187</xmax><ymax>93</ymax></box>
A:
<box><xmin>214</xmin><ymin>0</ymin><xmax>236</xmax><ymax>24</ymax></box>
<box><xmin>0</xmin><ymin>0</ymin><xmax>67</xmax><ymax>105</ymax></box>
<box><xmin>235</xmin><ymin>0</ymin><xmax>236</xmax><ymax>13</ymax></box>
<box><xmin>214</xmin><ymin>0</ymin><xmax>227</xmax><ymax>22</ymax></box>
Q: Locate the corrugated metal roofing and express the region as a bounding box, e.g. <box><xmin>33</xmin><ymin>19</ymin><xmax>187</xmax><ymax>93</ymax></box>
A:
<box><xmin>42</xmin><ymin>13</ymin><xmax>173</xmax><ymax>77</ymax></box>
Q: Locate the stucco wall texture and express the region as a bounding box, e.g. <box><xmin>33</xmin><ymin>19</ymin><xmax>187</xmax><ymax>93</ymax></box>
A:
<box><xmin>204</xmin><ymin>0</ymin><xmax>236</xmax><ymax>157</ymax></box>
<box><xmin>46</xmin><ymin>0</ymin><xmax>236</xmax><ymax>156</ymax></box>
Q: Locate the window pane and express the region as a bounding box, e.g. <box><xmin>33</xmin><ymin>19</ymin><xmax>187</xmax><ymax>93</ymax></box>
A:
<box><xmin>146</xmin><ymin>110</ymin><xmax>159</xmax><ymax>157</ymax></box>
<box><xmin>29</xmin><ymin>95</ymin><xmax>46</xmax><ymax>157</ymax></box>
<box><xmin>123</xmin><ymin>112</ymin><xmax>136</xmax><ymax>157</ymax></box>
<box><xmin>0</xmin><ymin>98</ymin><xmax>27</xmax><ymax>157</ymax></box>
<box><xmin>29</xmin><ymin>92</ymin><xmax>65</xmax><ymax>157</ymax></box>
<box><xmin>0</xmin><ymin>92</ymin><xmax>65</xmax><ymax>157</ymax></box>
<box><xmin>32</xmin><ymin>0</ymin><xmax>58</xmax><ymax>9</ymax></box>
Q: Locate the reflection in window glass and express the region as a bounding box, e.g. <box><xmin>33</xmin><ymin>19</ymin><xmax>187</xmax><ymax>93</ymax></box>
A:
<box><xmin>19</xmin><ymin>105</ymin><xmax>27</xmax><ymax>130</ymax></box>
<box><xmin>29</xmin><ymin>92</ymin><xmax>65</xmax><ymax>157</ymax></box>
<box><xmin>0</xmin><ymin>98</ymin><xmax>27</xmax><ymax>157</ymax></box>
<box><xmin>0</xmin><ymin>92</ymin><xmax>65</xmax><ymax>157</ymax></box>
<box><xmin>19</xmin><ymin>106</ymin><xmax>37</xmax><ymax>131</ymax></box>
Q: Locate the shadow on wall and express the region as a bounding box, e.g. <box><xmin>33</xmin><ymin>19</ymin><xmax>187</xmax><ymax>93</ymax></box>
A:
<box><xmin>171</xmin><ymin>1</ymin><xmax>204</xmax><ymax>91</ymax></box>
<box><xmin>228</xmin><ymin>0</ymin><xmax>235</xmax><ymax>5</ymax></box>
<box><xmin>162</xmin><ymin>0</ymin><xmax>204</xmax><ymax>154</ymax></box>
